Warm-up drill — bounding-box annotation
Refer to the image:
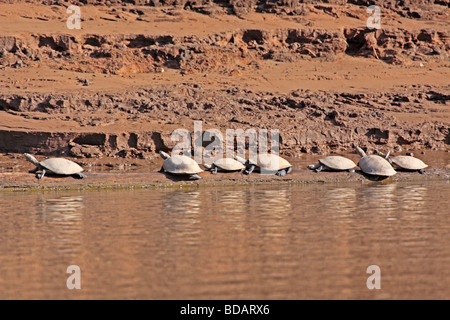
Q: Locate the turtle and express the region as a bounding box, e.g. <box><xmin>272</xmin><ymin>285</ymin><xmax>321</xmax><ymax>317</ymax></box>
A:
<box><xmin>307</xmin><ymin>156</ymin><xmax>357</xmax><ymax>173</ymax></box>
<box><xmin>235</xmin><ymin>153</ymin><xmax>292</xmax><ymax>176</ymax></box>
<box><xmin>24</xmin><ymin>153</ymin><xmax>86</xmax><ymax>179</ymax></box>
<box><xmin>203</xmin><ymin>157</ymin><xmax>246</xmax><ymax>174</ymax></box>
<box><xmin>355</xmin><ymin>146</ymin><xmax>396</xmax><ymax>177</ymax></box>
<box><xmin>159</xmin><ymin>151</ymin><xmax>203</xmax><ymax>180</ymax></box>
<box><xmin>375</xmin><ymin>151</ymin><xmax>428</xmax><ymax>174</ymax></box>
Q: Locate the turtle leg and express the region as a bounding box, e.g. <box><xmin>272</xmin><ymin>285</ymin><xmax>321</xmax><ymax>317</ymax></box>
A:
<box><xmin>29</xmin><ymin>167</ymin><xmax>39</xmax><ymax>174</ymax></box>
<box><xmin>276</xmin><ymin>169</ymin><xmax>287</xmax><ymax>176</ymax></box>
<box><xmin>73</xmin><ymin>173</ymin><xmax>87</xmax><ymax>179</ymax></box>
<box><xmin>158</xmin><ymin>166</ymin><xmax>165</xmax><ymax>173</ymax></box>
<box><xmin>190</xmin><ymin>174</ymin><xmax>202</xmax><ymax>180</ymax></box>
<box><xmin>286</xmin><ymin>167</ymin><xmax>292</xmax><ymax>174</ymax></box>
<box><xmin>36</xmin><ymin>169</ymin><xmax>46</xmax><ymax>180</ymax></box>
<box><xmin>348</xmin><ymin>168</ymin><xmax>355</xmax><ymax>173</ymax></box>
<box><xmin>244</xmin><ymin>164</ymin><xmax>255</xmax><ymax>175</ymax></box>
<box><xmin>315</xmin><ymin>165</ymin><xmax>323</xmax><ymax>173</ymax></box>
<box><xmin>211</xmin><ymin>165</ymin><xmax>218</xmax><ymax>175</ymax></box>
<box><xmin>418</xmin><ymin>169</ymin><xmax>425</xmax><ymax>174</ymax></box>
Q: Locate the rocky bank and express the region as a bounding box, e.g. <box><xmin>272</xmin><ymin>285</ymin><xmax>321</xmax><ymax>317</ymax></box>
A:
<box><xmin>0</xmin><ymin>0</ymin><xmax>448</xmax><ymax>159</ymax></box>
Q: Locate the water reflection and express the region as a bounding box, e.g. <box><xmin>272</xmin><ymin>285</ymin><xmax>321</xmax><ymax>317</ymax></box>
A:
<box><xmin>211</xmin><ymin>187</ymin><xmax>292</xmax><ymax>216</ymax></box>
<box><xmin>161</xmin><ymin>190</ymin><xmax>202</xmax><ymax>241</ymax></box>
<box><xmin>163</xmin><ymin>190</ymin><xmax>201</xmax><ymax>216</ymax></box>
<box><xmin>36</xmin><ymin>196</ymin><xmax>84</xmax><ymax>214</ymax></box>
<box><xmin>321</xmin><ymin>187</ymin><xmax>357</xmax><ymax>217</ymax></box>
<box><xmin>357</xmin><ymin>183</ymin><xmax>431</xmax><ymax>218</ymax></box>
<box><xmin>0</xmin><ymin>180</ymin><xmax>449</xmax><ymax>300</ymax></box>
<box><xmin>211</xmin><ymin>189</ymin><xmax>247</xmax><ymax>233</ymax></box>
<box><xmin>396</xmin><ymin>184</ymin><xmax>427</xmax><ymax>214</ymax></box>
<box><xmin>212</xmin><ymin>189</ymin><xmax>247</xmax><ymax>215</ymax></box>
<box><xmin>248</xmin><ymin>188</ymin><xmax>292</xmax><ymax>215</ymax></box>
<box><xmin>359</xmin><ymin>183</ymin><xmax>397</xmax><ymax>214</ymax></box>
<box><xmin>245</xmin><ymin>188</ymin><xmax>293</xmax><ymax>240</ymax></box>
<box><xmin>35</xmin><ymin>195</ymin><xmax>84</xmax><ymax>225</ymax></box>
<box><xmin>34</xmin><ymin>194</ymin><xmax>84</xmax><ymax>251</ymax></box>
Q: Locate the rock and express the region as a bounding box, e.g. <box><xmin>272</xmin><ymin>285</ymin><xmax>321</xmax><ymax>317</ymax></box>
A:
<box><xmin>70</xmin><ymin>144</ymin><xmax>103</xmax><ymax>158</ymax></box>
<box><xmin>77</xmin><ymin>77</ymin><xmax>92</xmax><ymax>86</ymax></box>
<box><xmin>11</xmin><ymin>60</ymin><xmax>24</xmax><ymax>68</ymax></box>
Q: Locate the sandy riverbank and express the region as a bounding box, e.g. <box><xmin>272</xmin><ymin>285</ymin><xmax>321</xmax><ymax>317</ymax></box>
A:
<box><xmin>1</xmin><ymin>167</ymin><xmax>449</xmax><ymax>192</ymax></box>
<box><xmin>1</xmin><ymin>152</ymin><xmax>448</xmax><ymax>191</ymax></box>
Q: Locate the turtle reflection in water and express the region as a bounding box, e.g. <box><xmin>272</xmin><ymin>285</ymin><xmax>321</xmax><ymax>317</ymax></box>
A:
<box><xmin>24</xmin><ymin>153</ymin><xmax>86</xmax><ymax>179</ymax></box>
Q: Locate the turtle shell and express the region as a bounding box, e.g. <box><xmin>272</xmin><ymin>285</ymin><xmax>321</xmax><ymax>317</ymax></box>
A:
<box><xmin>214</xmin><ymin>158</ymin><xmax>245</xmax><ymax>171</ymax></box>
<box><xmin>250</xmin><ymin>153</ymin><xmax>291</xmax><ymax>171</ymax></box>
<box><xmin>358</xmin><ymin>155</ymin><xmax>396</xmax><ymax>176</ymax></box>
<box><xmin>319</xmin><ymin>156</ymin><xmax>357</xmax><ymax>171</ymax></box>
<box><xmin>40</xmin><ymin>158</ymin><xmax>84</xmax><ymax>175</ymax></box>
<box><xmin>391</xmin><ymin>156</ymin><xmax>428</xmax><ymax>170</ymax></box>
<box><xmin>163</xmin><ymin>155</ymin><xmax>203</xmax><ymax>175</ymax></box>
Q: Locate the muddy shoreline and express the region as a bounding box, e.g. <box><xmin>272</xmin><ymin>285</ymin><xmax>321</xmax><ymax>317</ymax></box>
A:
<box><xmin>1</xmin><ymin>153</ymin><xmax>448</xmax><ymax>192</ymax></box>
<box><xmin>2</xmin><ymin>169</ymin><xmax>449</xmax><ymax>192</ymax></box>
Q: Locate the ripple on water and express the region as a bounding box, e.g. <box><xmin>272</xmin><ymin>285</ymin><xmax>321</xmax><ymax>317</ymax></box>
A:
<box><xmin>0</xmin><ymin>180</ymin><xmax>449</xmax><ymax>299</ymax></box>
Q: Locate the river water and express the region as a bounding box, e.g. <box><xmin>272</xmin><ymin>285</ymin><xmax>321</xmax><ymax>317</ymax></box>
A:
<box><xmin>0</xmin><ymin>180</ymin><xmax>449</xmax><ymax>299</ymax></box>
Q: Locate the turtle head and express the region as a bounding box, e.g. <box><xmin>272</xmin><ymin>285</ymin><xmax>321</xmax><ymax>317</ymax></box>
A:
<box><xmin>384</xmin><ymin>151</ymin><xmax>394</xmax><ymax>165</ymax></box>
<box><xmin>24</xmin><ymin>153</ymin><xmax>39</xmax><ymax>165</ymax></box>
<box><xmin>374</xmin><ymin>149</ymin><xmax>389</xmax><ymax>159</ymax></box>
<box><xmin>159</xmin><ymin>151</ymin><xmax>170</xmax><ymax>160</ymax></box>
<box><xmin>375</xmin><ymin>150</ymin><xmax>394</xmax><ymax>164</ymax></box>
<box><xmin>234</xmin><ymin>155</ymin><xmax>247</xmax><ymax>165</ymax></box>
<box><xmin>203</xmin><ymin>163</ymin><xmax>212</xmax><ymax>170</ymax></box>
<box><xmin>355</xmin><ymin>146</ymin><xmax>367</xmax><ymax>157</ymax></box>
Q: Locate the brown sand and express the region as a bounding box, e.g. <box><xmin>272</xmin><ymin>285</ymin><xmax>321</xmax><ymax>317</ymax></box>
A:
<box><xmin>0</xmin><ymin>1</ymin><xmax>449</xmax><ymax>188</ymax></box>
